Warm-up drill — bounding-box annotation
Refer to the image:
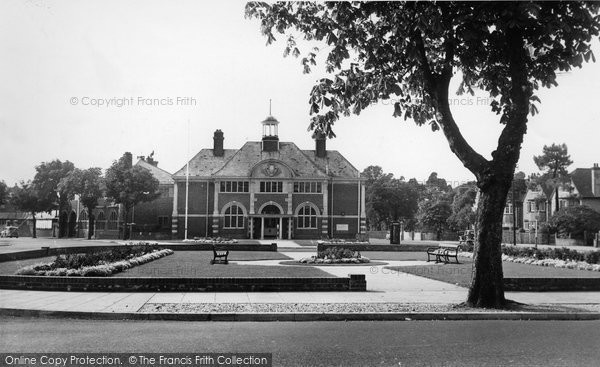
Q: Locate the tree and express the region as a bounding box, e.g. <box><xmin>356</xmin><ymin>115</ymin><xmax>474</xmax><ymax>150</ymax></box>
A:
<box><xmin>362</xmin><ymin>166</ymin><xmax>419</xmax><ymax>230</ymax></box>
<box><xmin>246</xmin><ymin>2</ymin><xmax>600</xmax><ymax>308</ymax></box>
<box><xmin>105</xmin><ymin>153</ymin><xmax>160</xmax><ymax>240</ymax></box>
<box><xmin>416</xmin><ymin>195</ymin><xmax>453</xmax><ymax>240</ymax></box>
<box><xmin>448</xmin><ymin>182</ymin><xmax>478</xmax><ymax>231</ymax></box>
<box><xmin>549</xmin><ymin>205</ymin><xmax>600</xmax><ymax>241</ymax></box>
<box><xmin>10</xmin><ymin>182</ymin><xmax>44</xmax><ymax>238</ymax></box>
<box><xmin>0</xmin><ymin>180</ymin><xmax>7</xmax><ymax>206</ymax></box>
<box><xmin>32</xmin><ymin>160</ymin><xmax>75</xmax><ymax>237</ymax></box>
<box><xmin>533</xmin><ymin>143</ymin><xmax>573</xmax><ymax>213</ymax></box>
<box><xmin>58</xmin><ymin>168</ymin><xmax>104</xmax><ymax>239</ymax></box>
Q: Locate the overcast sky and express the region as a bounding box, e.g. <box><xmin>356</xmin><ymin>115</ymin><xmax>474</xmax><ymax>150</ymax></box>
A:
<box><xmin>1</xmin><ymin>0</ymin><xmax>599</xmax><ymax>187</ymax></box>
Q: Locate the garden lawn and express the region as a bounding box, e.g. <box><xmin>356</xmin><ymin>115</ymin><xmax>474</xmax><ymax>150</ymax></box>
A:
<box><xmin>362</xmin><ymin>251</ymin><xmax>428</xmax><ymax>261</ymax></box>
<box><xmin>112</xmin><ymin>251</ymin><xmax>336</xmax><ymax>278</ymax></box>
<box><xmin>387</xmin><ymin>259</ymin><xmax>600</xmax><ymax>288</ymax></box>
<box><xmin>0</xmin><ymin>256</ymin><xmax>56</xmax><ymax>275</ymax></box>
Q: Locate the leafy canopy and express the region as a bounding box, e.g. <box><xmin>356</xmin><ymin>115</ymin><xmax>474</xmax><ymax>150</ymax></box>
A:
<box><xmin>247</xmin><ymin>2</ymin><xmax>599</xmax><ymax>134</ymax></box>
<box><xmin>105</xmin><ymin>154</ymin><xmax>160</xmax><ymax>210</ymax></box>
<box><xmin>58</xmin><ymin>167</ymin><xmax>104</xmax><ymax>212</ymax></box>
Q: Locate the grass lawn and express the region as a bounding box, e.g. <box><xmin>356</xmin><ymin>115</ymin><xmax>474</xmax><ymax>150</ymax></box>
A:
<box><xmin>362</xmin><ymin>251</ymin><xmax>429</xmax><ymax>261</ymax></box>
<box><xmin>112</xmin><ymin>251</ymin><xmax>336</xmax><ymax>278</ymax></box>
<box><xmin>387</xmin><ymin>259</ymin><xmax>600</xmax><ymax>288</ymax></box>
<box><xmin>0</xmin><ymin>256</ymin><xmax>57</xmax><ymax>275</ymax></box>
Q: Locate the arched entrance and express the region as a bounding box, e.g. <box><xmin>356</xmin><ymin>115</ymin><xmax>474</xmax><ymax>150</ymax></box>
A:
<box><xmin>68</xmin><ymin>211</ymin><xmax>77</xmax><ymax>237</ymax></box>
<box><xmin>251</xmin><ymin>203</ymin><xmax>291</xmax><ymax>240</ymax></box>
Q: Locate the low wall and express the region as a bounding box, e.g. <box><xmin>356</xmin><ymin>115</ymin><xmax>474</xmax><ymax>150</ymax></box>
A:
<box><xmin>504</xmin><ymin>277</ymin><xmax>600</xmax><ymax>292</ymax></box>
<box><xmin>0</xmin><ymin>243</ymin><xmax>277</xmax><ymax>263</ymax></box>
<box><xmin>318</xmin><ymin>243</ymin><xmax>430</xmax><ymax>252</ymax></box>
<box><xmin>0</xmin><ymin>274</ymin><xmax>366</xmax><ymax>292</ymax></box>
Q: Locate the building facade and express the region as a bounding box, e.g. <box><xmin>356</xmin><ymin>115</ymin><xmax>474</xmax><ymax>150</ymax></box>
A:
<box><xmin>171</xmin><ymin>117</ymin><xmax>366</xmax><ymax>240</ymax></box>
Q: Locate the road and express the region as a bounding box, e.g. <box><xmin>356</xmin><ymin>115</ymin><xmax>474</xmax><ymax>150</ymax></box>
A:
<box><xmin>1</xmin><ymin>317</ymin><xmax>599</xmax><ymax>366</ymax></box>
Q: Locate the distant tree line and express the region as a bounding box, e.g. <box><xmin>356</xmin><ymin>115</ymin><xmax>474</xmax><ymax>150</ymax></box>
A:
<box><xmin>1</xmin><ymin>153</ymin><xmax>159</xmax><ymax>239</ymax></box>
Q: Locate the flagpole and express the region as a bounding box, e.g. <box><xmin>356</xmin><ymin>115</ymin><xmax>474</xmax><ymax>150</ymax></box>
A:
<box><xmin>185</xmin><ymin>118</ymin><xmax>190</xmax><ymax>240</ymax></box>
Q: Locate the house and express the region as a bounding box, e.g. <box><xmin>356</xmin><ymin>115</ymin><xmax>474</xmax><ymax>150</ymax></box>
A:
<box><xmin>521</xmin><ymin>184</ymin><xmax>553</xmax><ymax>231</ymax></box>
<box><xmin>548</xmin><ymin>163</ymin><xmax>600</xmax><ymax>216</ymax></box>
<box><xmin>171</xmin><ymin>116</ymin><xmax>366</xmax><ymax>240</ymax></box>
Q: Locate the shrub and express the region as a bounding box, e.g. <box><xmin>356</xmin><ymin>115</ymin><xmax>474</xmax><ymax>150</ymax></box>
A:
<box><xmin>548</xmin><ymin>205</ymin><xmax>600</xmax><ymax>240</ymax></box>
<box><xmin>500</xmin><ymin>245</ymin><xmax>600</xmax><ymax>265</ymax></box>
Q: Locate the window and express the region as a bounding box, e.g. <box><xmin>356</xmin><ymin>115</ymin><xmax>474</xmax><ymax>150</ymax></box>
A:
<box><xmin>538</xmin><ymin>202</ymin><xmax>546</xmax><ymax>212</ymax></box>
<box><xmin>80</xmin><ymin>210</ymin><xmax>88</xmax><ymax>229</ymax></box>
<box><xmin>297</xmin><ymin>205</ymin><xmax>317</xmax><ymax>229</ymax></box>
<box><xmin>158</xmin><ymin>216</ymin><xmax>170</xmax><ymax>229</ymax></box>
<box><xmin>220</xmin><ymin>181</ymin><xmax>249</xmax><ymax>193</ymax></box>
<box><xmin>259</xmin><ymin>181</ymin><xmax>283</xmax><ymax>193</ymax></box>
<box><xmin>96</xmin><ymin>212</ymin><xmax>106</xmax><ymax>230</ymax></box>
<box><xmin>504</xmin><ymin>204</ymin><xmax>513</xmax><ymax>215</ymax></box>
<box><xmin>107</xmin><ymin>210</ymin><xmax>118</xmax><ymax>230</ymax></box>
<box><xmin>293</xmin><ymin>181</ymin><xmax>322</xmax><ymax>193</ymax></box>
<box><xmin>224</xmin><ymin>205</ymin><xmax>244</xmax><ymax>228</ymax></box>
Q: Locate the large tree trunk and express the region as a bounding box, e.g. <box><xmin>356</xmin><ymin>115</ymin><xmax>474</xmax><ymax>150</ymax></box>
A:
<box><xmin>467</xmin><ymin>183</ymin><xmax>509</xmax><ymax>308</ymax></box>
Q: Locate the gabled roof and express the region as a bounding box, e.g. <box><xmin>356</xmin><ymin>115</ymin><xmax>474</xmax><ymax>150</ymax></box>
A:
<box><xmin>174</xmin><ymin>141</ymin><xmax>360</xmax><ymax>179</ymax></box>
<box><xmin>135</xmin><ymin>159</ymin><xmax>174</xmax><ymax>185</ymax></box>
<box><xmin>570</xmin><ymin>168</ymin><xmax>595</xmax><ymax>197</ymax></box>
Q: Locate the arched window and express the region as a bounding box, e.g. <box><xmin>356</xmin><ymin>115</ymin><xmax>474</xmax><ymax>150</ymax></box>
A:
<box><xmin>297</xmin><ymin>205</ymin><xmax>317</xmax><ymax>229</ymax></box>
<box><xmin>80</xmin><ymin>210</ymin><xmax>88</xmax><ymax>229</ymax></box>
<box><xmin>107</xmin><ymin>210</ymin><xmax>118</xmax><ymax>230</ymax></box>
<box><xmin>224</xmin><ymin>204</ymin><xmax>244</xmax><ymax>228</ymax></box>
<box><xmin>96</xmin><ymin>211</ymin><xmax>106</xmax><ymax>230</ymax></box>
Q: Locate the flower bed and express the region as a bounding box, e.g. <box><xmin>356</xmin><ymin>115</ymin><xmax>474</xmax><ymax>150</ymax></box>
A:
<box><xmin>459</xmin><ymin>245</ymin><xmax>600</xmax><ymax>272</ymax></box>
<box><xmin>15</xmin><ymin>243</ymin><xmax>174</xmax><ymax>276</ymax></box>
<box><xmin>183</xmin><ymin>237</ymin><xmax>238</xmax><ymax>244</ymax></box>
<box><xmin>299</xmin><ymin>247</ymin><xmax>370</xmax><ymax>264</ymax></box>
<box><xmin>317</xmin><ymin>238</ymin><xmax>369</xmax><ymax>245</ymax></box>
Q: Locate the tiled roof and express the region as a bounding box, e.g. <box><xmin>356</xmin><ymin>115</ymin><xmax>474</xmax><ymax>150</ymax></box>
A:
<box><xmin>135</xmin><ymin>159</ymin><xmax>174</xmax><ymax>185</ymax></box>
<box><xmin>174</xmin><ymin>142</ymin><xmax>359</xmax><ymax>179</ymax></box>
<box><xmin>174</xmin><ymin>149</ymin><xmax>237</xmax><ymax>177</ymax></box>
<box><xmin>571</xmin><ymin>168</ymin><xmax>594</xmax><ymax>197</ymax></box>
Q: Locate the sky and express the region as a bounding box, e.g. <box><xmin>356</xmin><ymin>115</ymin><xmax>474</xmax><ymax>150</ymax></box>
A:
<box><xmin>1</xmin><ymin>0</ymin><xmax>599</xmax><ymax>187</ymax></box>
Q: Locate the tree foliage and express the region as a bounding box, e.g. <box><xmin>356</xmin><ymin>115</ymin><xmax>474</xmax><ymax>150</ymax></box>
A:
<box><xmin>32</xmin><ymin>159</ymin><xmax>75</xmax><ymax>213</ymax></box>
<box><xmin>361</xmin><ymin>166</ymin><xmax>419</xmax><ymax>230</ymax></box>
<box><xmin>448</xmin><ymin>182</ymin><xmax>478</xmax><ymax>231</ymax></box>
<box><xmin>58</xmin><ymin>168</ymin><xmax>104</xmax><ymax>239</ymax></box>
<box><xmin>0</xmin><ymin>180</ymin><xmax>7</xmax><ymax>206</ymax></box>
<box><xmin>9</xmin><ymin>182</ymin><xmax>44</xmax><ymax>238</ymax></box>
<box><xmin>533</xmin><ymin>143</ymin><xmax>573</xmax><ymax>211</ymax></box>
<box><xmin>549</xmin><ymin>205</ymin><xmax>600</xmax><ymax>240</ymax></box>
<box><xmin>105</xmin><ymin>153</ymin><xmax>160</xmax><ymax>239</ymax></box>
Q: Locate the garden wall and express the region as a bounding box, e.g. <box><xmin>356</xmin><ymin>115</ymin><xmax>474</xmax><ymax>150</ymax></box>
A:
<box><xmin>0</xmin><ymin>274</ymin><xmax>366</xmax><ymax>292</ymax></box>
<box><xmin>504</xmin><ymin>277</ymin><xmax>600</xmax><ymax>292</ymax></box>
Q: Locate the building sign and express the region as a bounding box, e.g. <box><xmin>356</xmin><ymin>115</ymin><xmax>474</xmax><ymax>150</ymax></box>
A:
<box><xmin>336</xmin><ymin>224</ymin><xmax>349</xmax><ymax>231</ymax></box>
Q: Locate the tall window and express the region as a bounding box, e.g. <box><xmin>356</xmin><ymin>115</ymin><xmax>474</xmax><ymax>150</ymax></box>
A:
<box><xmin>96</xmin><ymin>211</ymin><xmax>106</xmax><ymax>230</ymax></box>
<box><xmin>80</xmin><ymin>210</ymin><xmax>88</xmax><ymax>230</ymax></box>
<box><xmin>293</xmin><ymin>182</ymin><xmax>322</xmax><ymax>193</ymax></box>
<box><xmin>224</xmin><ymin>205</ymin><xmax>244</xmax><ymax>228</ymax></box>
<box><xmin>260</xmin><ymin>181</ymin><xmax>283</xmax><ymax>193</ymax></box>
<box><xmin>108</xmin><ymin>210</ymin><xmax>118</xmax><ymax>230</ymax></box>
<box><xmin>220</xmin><ymin>181</ymin><xmax>249</xmax><ymax>193</ymax></box>
<box><xmin>297</xmin><ymin>205</ymin><xmax>317</xmax><ymax>229</ymax></box>
<box><xmin>504</xmin><ymin>204</ymin><xmax>513</xmax><ymax>215</ymax></box>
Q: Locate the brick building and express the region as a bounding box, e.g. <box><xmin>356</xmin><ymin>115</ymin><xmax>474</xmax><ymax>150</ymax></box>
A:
<box><xmin>171</xmin><ymin>116</ymin><xmax>366</xmax><ymax>240</ymax></box>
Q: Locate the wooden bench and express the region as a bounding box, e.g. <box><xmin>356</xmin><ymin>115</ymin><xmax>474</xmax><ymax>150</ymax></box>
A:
<box><xmin>210</xmin><ymin>243</ymin><xmax>229</xmax><ymax>265</ymax></box>
<box><xmin>426</xmin><ymin>244</ymin><xmax>460</xmax><ymax>264</ymax></box>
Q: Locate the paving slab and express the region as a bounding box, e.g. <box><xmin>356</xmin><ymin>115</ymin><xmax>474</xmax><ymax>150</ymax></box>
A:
<box><xmin>102</xmin><ymin>293</ymin><xmax>156</xmax><ymax>313</ymax></box>
<box><xmin>180</xmin><ymin>292</ymin><xmax>216</xmax><ymax>303</ymax></box>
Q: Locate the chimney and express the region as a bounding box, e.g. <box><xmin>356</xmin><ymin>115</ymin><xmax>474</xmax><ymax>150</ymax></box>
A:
<box><xmin>213</xmin><ymin>130</ymin><xmax>224</xmax><ymax>157</ymax></box>
<box><xmin>261</xmin><ymin>116</ymin><xmax>279</xmax><ymax>152</ymax></box>
<box><xmin>592</xmin><ymin>163</ymin><xmax>600</xmax><ymax>196</ymax></box>
<box><xmin>313</xmin><ymin>131</ymin><xmax>327</xmax><ymax>158</ymax></box>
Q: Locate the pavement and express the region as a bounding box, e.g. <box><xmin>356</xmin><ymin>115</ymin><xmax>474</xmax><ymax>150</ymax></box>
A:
<box><xmin>1</xmin><ymin>237</ymin><xmax>599</xmax><ymax>321</ymax></box>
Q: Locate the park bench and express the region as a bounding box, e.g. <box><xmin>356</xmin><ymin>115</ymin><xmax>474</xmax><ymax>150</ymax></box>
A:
<box><xmin>210</xmin><ymin>243</ymin><xmax>229</xmax><ymax>265</ymax></box>
<box><xmin>426</xmin><ymin>244</ymin><xmax>461</xmax><ymax>264</ymax></box>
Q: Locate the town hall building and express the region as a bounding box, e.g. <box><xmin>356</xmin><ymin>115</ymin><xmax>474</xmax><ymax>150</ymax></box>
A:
<box><xmin>171</xmin><ymin>116</ymin><xmax>366</xmax><ymax>240</ymax></box>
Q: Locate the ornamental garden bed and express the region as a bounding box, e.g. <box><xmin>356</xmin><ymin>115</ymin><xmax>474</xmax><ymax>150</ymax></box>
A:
<box><xmin>12</xmin><ymin>243</ymin><xmax>173</xmax><ymax>277</ymax></box>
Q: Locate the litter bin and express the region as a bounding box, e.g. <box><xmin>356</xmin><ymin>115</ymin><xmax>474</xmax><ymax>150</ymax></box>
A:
<box><xmin>390</xmin><ymin>222</ymin><xmax>401</xmax><ymax>244</ymax></box>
